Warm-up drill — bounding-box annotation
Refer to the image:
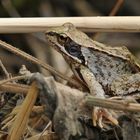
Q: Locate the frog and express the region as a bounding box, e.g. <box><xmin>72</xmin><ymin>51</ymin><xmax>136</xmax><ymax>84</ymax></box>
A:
<box><xmin>45</xmin><ymin>22</ymin><xmax>140</xmax><ymax>128</ymax></box>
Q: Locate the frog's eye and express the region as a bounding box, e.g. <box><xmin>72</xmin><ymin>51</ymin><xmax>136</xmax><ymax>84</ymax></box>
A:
<box><xmin>57</xmin><ymin>35</ymin><xmax>68</xmax><ymax>44</ymax></box>
<box><xmin>65</xmin><ymin>44</ymin><xmax>81</xmax><ymax>57</ymax></box>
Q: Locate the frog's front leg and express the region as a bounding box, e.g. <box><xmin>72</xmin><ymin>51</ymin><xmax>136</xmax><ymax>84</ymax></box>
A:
<box><xmin>80</xmin><ymin>66</ymin><xmax>118</xmax><ymax>127</ymax></box>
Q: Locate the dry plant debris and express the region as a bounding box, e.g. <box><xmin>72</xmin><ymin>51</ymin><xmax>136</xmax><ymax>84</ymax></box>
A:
<box><xmin>0</xmin><ymin>40</ymin><xmax>140</xmax><ymax>140</ymax></box>
<box><xmin>0</xmin><ymin>0</ymin><xmax>140</xmax><ymax>139</ymax></box>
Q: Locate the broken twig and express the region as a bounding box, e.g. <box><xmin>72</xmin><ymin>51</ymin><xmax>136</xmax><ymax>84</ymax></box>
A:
<box><xmin>85</xmin><ymin>96</ymin><xmax>140</xmax><ymax>112</ymax></box>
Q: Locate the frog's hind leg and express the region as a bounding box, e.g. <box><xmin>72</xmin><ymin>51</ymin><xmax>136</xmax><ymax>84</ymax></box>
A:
<box><xmin>111</xmin><ymin>73</ymin><xmax>140</xmax><ymax>96</ymax></box>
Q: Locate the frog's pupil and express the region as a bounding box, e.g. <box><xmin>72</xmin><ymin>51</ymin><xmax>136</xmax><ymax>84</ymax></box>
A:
<box><xmin>69</xmin><ymin>46</ymin><xmax>78</xmax><ymax>53</ymax></box>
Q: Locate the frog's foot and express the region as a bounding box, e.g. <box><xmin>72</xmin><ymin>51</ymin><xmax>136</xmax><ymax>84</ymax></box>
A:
<box><xmin>92</xmin><ymin>107</ymin><xmax>118</xmax><ymax>128</ymax></box>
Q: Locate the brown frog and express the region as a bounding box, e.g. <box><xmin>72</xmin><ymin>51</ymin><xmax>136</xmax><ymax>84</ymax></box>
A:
<box><xmin>45</xmin><ymin>23</ymin><xmax>140</xmax><ymax>127</ymax></box>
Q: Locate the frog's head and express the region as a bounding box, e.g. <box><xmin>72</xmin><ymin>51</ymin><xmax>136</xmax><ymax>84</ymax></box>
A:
<box><xmin>46</xmin><ymin>23</ymin><xmax>93</xmax><ymax>65</ymax></box>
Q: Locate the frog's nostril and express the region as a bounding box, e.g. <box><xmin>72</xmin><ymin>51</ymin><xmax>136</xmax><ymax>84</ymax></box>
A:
<box><xmin>47</xmin><ymin>32</ymin><xmax>55</xmax><ymax>36</ymax></box>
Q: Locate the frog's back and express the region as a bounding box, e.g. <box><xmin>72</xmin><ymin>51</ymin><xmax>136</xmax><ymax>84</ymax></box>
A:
<box><xmin>82</xmin><ymin>46</ymin><xmax>140</xmax><ymax>89</ymax></box>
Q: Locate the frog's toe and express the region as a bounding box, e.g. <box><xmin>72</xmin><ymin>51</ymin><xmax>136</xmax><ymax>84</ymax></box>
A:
<box><xmin>92</xmin><ymin>107</ymin><xmax>118</xmax><ymax>128</ymax></box>
<box><xmin>102</xmin><ymin>109</ymin><xmax>118</xmax><ymax>126</ymax></box>
<box><xmin>92</xmin><ymin>107</ymin><xmax>103</xmax><ymax>127</ymax></box>
<box><xmin>92</xmin><ymin>108</ymin><xmax>97</xmax><ymax>127</ymax></box>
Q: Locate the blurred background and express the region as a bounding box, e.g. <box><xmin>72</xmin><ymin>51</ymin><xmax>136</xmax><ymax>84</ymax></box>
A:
<box><xmin>0</xmin><ymin>0</ymin><xmax>140</xmax><ymax>79</ymax></box>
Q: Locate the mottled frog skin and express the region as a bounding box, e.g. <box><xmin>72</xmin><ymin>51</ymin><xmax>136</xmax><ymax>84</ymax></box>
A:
<box><xmin>46</xmin><ymin>23</ymin><xmax>140</xmax><ymax>97</ymax></box>
<box><xmin>81</xmin><ymin>47</ymin><xmax>140</xmax><ymax>95</ymax></box>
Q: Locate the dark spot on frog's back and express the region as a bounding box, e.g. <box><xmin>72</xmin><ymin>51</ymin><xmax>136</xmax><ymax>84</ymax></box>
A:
<box><xmin>109</xmin><ymin>64</ymin><xmax>114</xmax><ymax>69</ymax></box>
<box><xmin>108</xmin><ymin>72</ymin><xmax>111</xmax><ymax>77</ymax></box>
<box><xmin>87</xmin><ymin>49</ymin><xmax>139</xmax><ymax>87</ymax></box>
<box><xmin>88</xmin><ymin>56</ymin><xmax>91</xmax><ymax>59</ymax></box>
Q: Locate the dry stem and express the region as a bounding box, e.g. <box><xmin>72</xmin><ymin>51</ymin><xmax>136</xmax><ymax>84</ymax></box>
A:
<box><xmin>1</xmin><ymin>81</ymin><xmax>140</xmax><ymax>113</ymax></box>
<box><xmin>0</xmin><ymin>59</ymin><xmax>10</xmax><ymax>78</ymax></box>
<box><xmin>7</xmin><ymin>81</ymin><xmax>39</xmax><ymax>140</ymax></box>
<box><xmin>0</xmin><ymin>40</ymin><xmax>79</xmax><ymax>87</ymax></box>
<box><xmin>85</xmin><ymin>96</ymin><xmax>140</xmax><ymax>112</ymax></box>
<box><xmin>0</xmin><ymin>17</ymin><xmax>140</xmax><ymax>33</ymax></box>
